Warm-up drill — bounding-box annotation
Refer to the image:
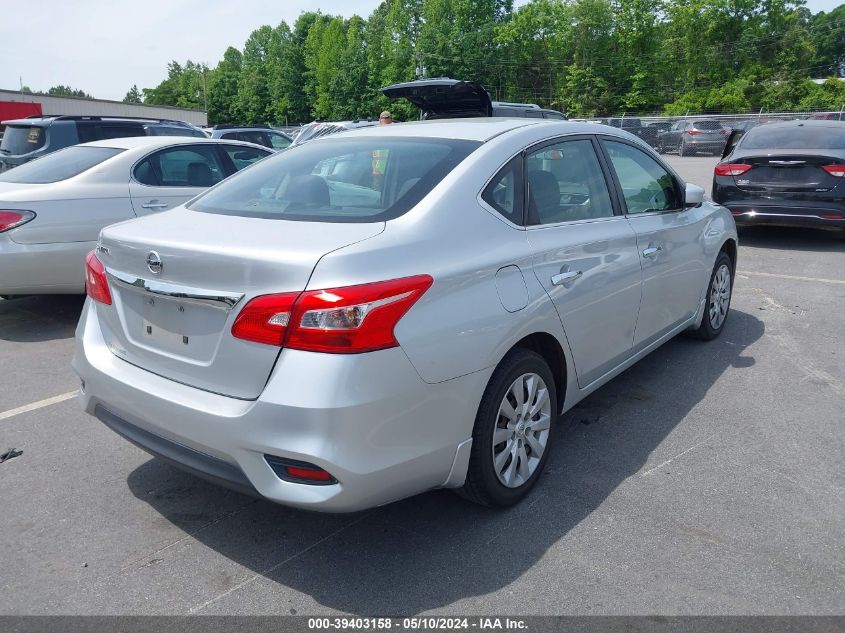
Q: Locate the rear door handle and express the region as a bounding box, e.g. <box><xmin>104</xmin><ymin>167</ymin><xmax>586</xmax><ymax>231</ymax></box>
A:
<box><xmin>551</xmin><ymin>270</ymin><xmax>583</xmax><ymax>285</ymax></box>
<box><xmin>141</xmin><ymin>201</ymin><xmax>169</xmax><ymax>209</ymax></box>
<box><xmin>642</xmin><ymin>246</ymin><xmax>662</xmax><ymax>258</ymax></box>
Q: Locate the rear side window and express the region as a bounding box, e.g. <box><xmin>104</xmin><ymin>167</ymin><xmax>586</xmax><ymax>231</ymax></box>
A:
<box><xmin>602</xmin><ymin>141</ymin><xmax>680</xmax><ymax>214</ymax></box>
<box><xmin>76</xmin><ymin>122</ymin><xmax>145</xmax><ymax>143</ymax></box>
<box><xmin>0</xmin><ymin>146</ymin><xmax>124</xmax><ymax>183</ymax></box>
<box><xmin>0</xmin><ymin>125</ymin><xmax>46</xmax><ymax>155</ymax></box>
<box><xmin>134</xmin><ymin>145</ymin><xmax>226</xmax><ymax>187</ymax></box>
<box><xmin>190</xmin><ymin>137</ymin><xmax>480</xmax><ymax>222</ymax></box>
<box><xmin>741</xmin><ymin>126</ymin><xmax>845</xmax><ymax>150</ymax></box>
<box><xmin>482</xmin><ymin>156</ymin><xmax>523</xmax><ymax>224</ymax></box>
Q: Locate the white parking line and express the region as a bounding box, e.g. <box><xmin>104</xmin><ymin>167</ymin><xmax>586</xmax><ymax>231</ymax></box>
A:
<box><xmin>740</xmin><ymin>271</ymin><xmax>845</xmax><ymax>285</ymax></box>
<box><xmin>0</xmin><ymin>391</ymin><xmax>78</xmax><ymax>421</ymax></box>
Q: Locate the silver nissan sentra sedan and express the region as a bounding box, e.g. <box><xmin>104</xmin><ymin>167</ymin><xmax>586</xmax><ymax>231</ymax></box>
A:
<box><xmin>73</xmin><ymin>119</ymin><xmax>737</xmax><ymax>512</ymax></box>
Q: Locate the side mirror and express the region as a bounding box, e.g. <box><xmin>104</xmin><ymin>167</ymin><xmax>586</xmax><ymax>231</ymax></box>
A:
<box><xmin>684</xmin><ymin>182</ymin><xmax>705</xmax><ymax>208</ymax></box>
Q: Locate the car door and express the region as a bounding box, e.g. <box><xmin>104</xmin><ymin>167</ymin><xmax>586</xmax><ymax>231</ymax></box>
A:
<box><xmin>129</xmin><ymin>144</ymin><xmax>228</xmax><ymax>215</ymax></box>
<box><xmin>599</xmin><ymin>138</ymin><xmax>709</xmax><ymax>350</ymax></box>
<box><xmin>524</xmin><ymin>136</ymin><xmax>643</xmax><ymax>388</ymax></box>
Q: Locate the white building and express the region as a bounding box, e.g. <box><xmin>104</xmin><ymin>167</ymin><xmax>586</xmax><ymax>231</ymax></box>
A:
<box><xmin>0</xmin><ymin>89</ymin><xmax>207</xmax><ymax>126</ymax></box>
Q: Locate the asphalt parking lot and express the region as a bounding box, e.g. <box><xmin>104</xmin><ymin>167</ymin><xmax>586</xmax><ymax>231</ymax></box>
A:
<box><xmin>1</xmin><ymin>155</ymin><xmax>843</xmax><ymax>616</ymax></box>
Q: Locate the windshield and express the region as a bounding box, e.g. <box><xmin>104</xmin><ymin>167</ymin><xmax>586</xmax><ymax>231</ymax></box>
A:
<box><xmin>189</xmin><ymin>137</ymin><xmax>480</xmax><ymax>222</ymax></box>
<box><xmin>741</xmin><ymin>126</ymin><xmax>845</xmax><ymax>150</ymax></box>
<box><xmin>0</xmin><ymin>125</ymin><xmax>46</xmax><ymax>156</ymax></box>
<box><xmin>0</xmin><ymin>146</ymin><xmax>124</xmax><ymax>183</ymax></box>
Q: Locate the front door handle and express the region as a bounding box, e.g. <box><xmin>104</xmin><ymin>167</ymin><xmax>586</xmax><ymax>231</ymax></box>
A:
<box><xmin>141</xmin><ymin>201</ymin><xmax>169</xmax><ymax>209</ymax></box>
<box><xmin>642</xmin><ymin>246</ymin><xmax>663</xmax><ymax>258</ymax></box>
<box><xmin>551</xmin><ymin>270</ymin><xmax>583</xmax><ymax>286</ymax></box>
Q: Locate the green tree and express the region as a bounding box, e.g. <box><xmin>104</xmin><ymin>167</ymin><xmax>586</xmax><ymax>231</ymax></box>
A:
<box><xmin>123</xmin><ymin>85</ymin><xmax>142</xmax><ymax>104</ymax></box>
<box><xmin>236</xmin><ymin>26</ymin><xmax>274</xmax><ymax>124</ymax></box>
<box><xmin>207</xmin><ymin>47</ymin><xmax>242</xmax><ymax>124</ymax></box>
<box><xmin>47</xmin><ymin>85</ymin><xmax>93</xmax><ymax>98</ymax></box>
<box><xmin>811</xmin><ymin>5</ymin><xmax>845</xmax><ymax>77</ymax></box>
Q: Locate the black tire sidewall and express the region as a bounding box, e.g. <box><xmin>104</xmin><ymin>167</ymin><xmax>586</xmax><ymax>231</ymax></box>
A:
<box><xmin>697</xmin><ymin>252</ymin><xmax>733</xmax><ymax>340</ymax></box>
<box><xmin>466</xmin><ymin>349</ymin><xmax>558</xmax><ymax>507</ymax></box>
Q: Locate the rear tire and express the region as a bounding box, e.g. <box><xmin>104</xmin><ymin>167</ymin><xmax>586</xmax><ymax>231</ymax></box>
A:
<box><xmin>459</xmin><ymin>348</ymin><xmax>558</xmax><ymax>507</ymax></box>
<box><xmin>691</xmin><ymin>252</ymin><xmax>733</xmax><ymax>340</ymax></box>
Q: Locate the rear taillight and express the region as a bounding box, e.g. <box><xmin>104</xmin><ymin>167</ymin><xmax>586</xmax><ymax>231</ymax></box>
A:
<box><xmin>232</xmin><ymin>275</ymin><xmax>433</xmax><ymax>353</ymax></box>
<box><xmin>715</xmin><ymin>163</ymin><xmax>752</xmax><ymax>177</ymax></box>
<box><xmin>231</xmin><ymin>292</ymin><xmax>298</xmax><ymax>346</ymax></box>
<box><xmin>822</xmin><ymin>164</ymin><xmax>845</xmax><ymax>177</ymax></box>
<box><xmin>85</xmin><ymin>251</ymin><xmax>112</xmax><ymax>305</ymax></box>
<box><xmin>0</xmin><ymin>210</ymin><xmax>35</xmax><ymax>233</ymax></box>
<box><xmin>719</xmin><ymin>128</ymin><xmax>729</xmax><ymax>135</ymax></box>
<box><xmin>687</xmin><ymin>129</ymin><xmax>701</xmax><ymax>136</ymax></box>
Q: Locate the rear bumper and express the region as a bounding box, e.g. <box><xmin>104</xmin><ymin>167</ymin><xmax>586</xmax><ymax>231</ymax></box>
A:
<box><xmin>727</xmin><ymin>207</ymin><xmax>845</xmax><ymax>229</ymax></box>
<box><xmin>72</xmin><ymin>300</ymin><xmax>488</xmax><ymax>512</ymax></box>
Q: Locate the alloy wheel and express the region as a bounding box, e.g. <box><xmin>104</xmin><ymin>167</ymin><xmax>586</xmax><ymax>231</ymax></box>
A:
<box><xmin>708</xmin><ymin>263</ymin><xmax>731</xmax><ymax>330</ymax></box>
<box><xmin>491</xmin><ymin>372</ymin><xmax>552</xmax><ymax>488</ymax></box>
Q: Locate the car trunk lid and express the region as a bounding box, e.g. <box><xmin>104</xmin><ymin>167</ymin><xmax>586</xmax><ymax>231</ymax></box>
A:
<box><xmin>731</xmin><ymin>154</ymin><xmax>844</xmax><ymax>193</ymax></box>
<box><xmin>381</xmin><ymin>78</ymin><xmax>493</xmax><ymax>119</ymax></box>
<box><xmin>94</xmin><ymin>208</ymin><xmax>384</xmax><ymax>399</ymax></box>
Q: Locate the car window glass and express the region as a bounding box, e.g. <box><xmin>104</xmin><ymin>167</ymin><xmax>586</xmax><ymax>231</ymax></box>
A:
<box><xmin>741</xmin><ymin>126</ymin><xmax>845</xmax><ymax>150</ymax></box>
<box><xmin>268</xmin><ymin>132</ymin><xmax>291</xmax><ymax>149</ymax></box>
<box><xmin>525</xmin><ymin>139</ymin><xmax>614</xmax><ymax>225</ymax></box>
<box><xmin>694</xmin><ymin>120</ymin><xmax>723</xmax><ymax>131</ymax></box>
<box><xmin>233</xmin><ymin>131</ymin><xmax>271</xmax><ymax>148</ymax></box>
<box><xmin>0</xmin><ymin>125</ymin><xmax>46</xmax><ymax>154</ymax></box>
<box><xmin>0</xmin><ymin>146</ymin><xmax>124</xmax><ymax>184</ymax></box>
<box><xmin>543</xmin><ymin>112</ymin><xmax>566</xmax><ymax>120</ymax></box>
<box><xmin>481</xmin><ymin>156</ymin><xmax>523</xmax><ymax>224</ymax></box>
<box><xmin>221</xmin><ymin>144</ymin><xmax>270</xmax><ymax>170</ymax></box>
<box><xmin>220</xmin><ymin>132</ymin><xmax>237</xmax><ymax>140</ymax></box>
<box><xmin>602</xmin><ymin>141</ymin><xmax>680</xmax><ymax>214</ymax></box>
<box><xmin>137</xmin><ymin>146</ymin><xmax>226</xmax><ymax>187</ymax></box>
<box><xmin>189</xmin><ymin>138</ymin><xmax>479</xmax><ymax>223</ymax></box>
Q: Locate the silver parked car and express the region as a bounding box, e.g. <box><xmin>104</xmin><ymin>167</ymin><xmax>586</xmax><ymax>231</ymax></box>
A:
<box><xmin>73</xmin><ymin>119</ymin><xmax>737</xmax><ymax>512</ymax></box>
<box><xmin>0</xmin><ymin>136</ymin><xmax>271</xmax><ymax>296</ymax></box>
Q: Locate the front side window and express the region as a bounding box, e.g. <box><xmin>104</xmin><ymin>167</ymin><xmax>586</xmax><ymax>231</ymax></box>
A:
<box><xmin>602</xmin><ymin>140</ymin><xmax>680</xmax><ymax>214</ymax></box>
<box><xmin>221</xmin><ymin>144</ymin><xmax>271</xmax><ymax>170</ymax></box>
<box><xmin>482</xmin><ymin>156</ymin><xmax>523</xmax><ymax>224</ymax></box>
<box><xmin>189</xmin><ymin>137</ymin><xmax>480</xmax><ymax>223</ymax></box>
<box><xmin>525</xmin><ymin>139</ymin><xmax>614</xmax><ymax>225</ymax></box>
<box><xmin>134</xmin><ymin>145</ymin><xmax>226</xmax><ymax>187</ymax></box>
<box><xmin>0</xmin><ymin>146</ymin><xmax>124</xmax><ymax>183</ymax></box>
<box><xmin>268</xmin><ymin>132</ymin><xmax>291</xmax><ymax>149</ymax></box>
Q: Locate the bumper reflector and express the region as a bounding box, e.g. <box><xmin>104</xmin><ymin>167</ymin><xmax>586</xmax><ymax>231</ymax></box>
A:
<box><xmin>264</xmin><ymin>455</ymin><xmax>337</xmax><ymax>485</ymax></box>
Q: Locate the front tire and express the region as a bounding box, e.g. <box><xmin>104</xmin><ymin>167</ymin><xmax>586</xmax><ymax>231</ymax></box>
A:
<box><xmin>691</xmin><ymin>252</ymin><xmax>733</xmax><ymax>340</ymax></box>
<box><xmin>678</xmin><ymin>140</ymin><xmax>688</xmax><ymax>157</ymax></box>
<box><xmin>459</xmin><ymin>349</ymin><xmax>558</xmax><ymax>507</ymax></box>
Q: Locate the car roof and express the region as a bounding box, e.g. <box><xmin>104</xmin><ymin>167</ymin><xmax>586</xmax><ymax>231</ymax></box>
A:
<box><xmin>76</xmin><ymin>136</ymin><xmax>269</xmax><ymax>151</ymax></box>
<box><xmin>325</xmin><ymin>118</ymin><xmax>607</xmax><ymax>142</ymax></box>
<box><xmin>747</xmin><ymin>119</ymin><xmax>845</xmax><ymax>130</ymax></box>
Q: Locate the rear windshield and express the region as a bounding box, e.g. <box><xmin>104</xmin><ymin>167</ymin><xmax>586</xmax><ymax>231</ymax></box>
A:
<box><xmin>0</xmin><ymin>125</ymin><xmax>46</xmax><ymax>155</ymax></box>
<box><xmin>693</xmin><ymin>120</ymin><xmax>723</xmax><ymax>130</ymax></box>
<box><xmin>741</xmin><ymin>126</ymin><xmax>845</xmax><ymax>150</ymax></box>
<box><xmin>189</xmin><ymin>137</ymin><xmax>480</xmax><ymax>222</ymax></box>
<box><xmin>0</xmin><ymin>146</ymin><xmax>124</xmax><ymax>183</ymax></box>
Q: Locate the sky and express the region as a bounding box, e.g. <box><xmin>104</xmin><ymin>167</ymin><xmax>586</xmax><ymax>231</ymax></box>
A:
<box><xmin>1</xmin><ymin>0</ymin><xmax>842</xmax><ymax>101</ymax></box>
